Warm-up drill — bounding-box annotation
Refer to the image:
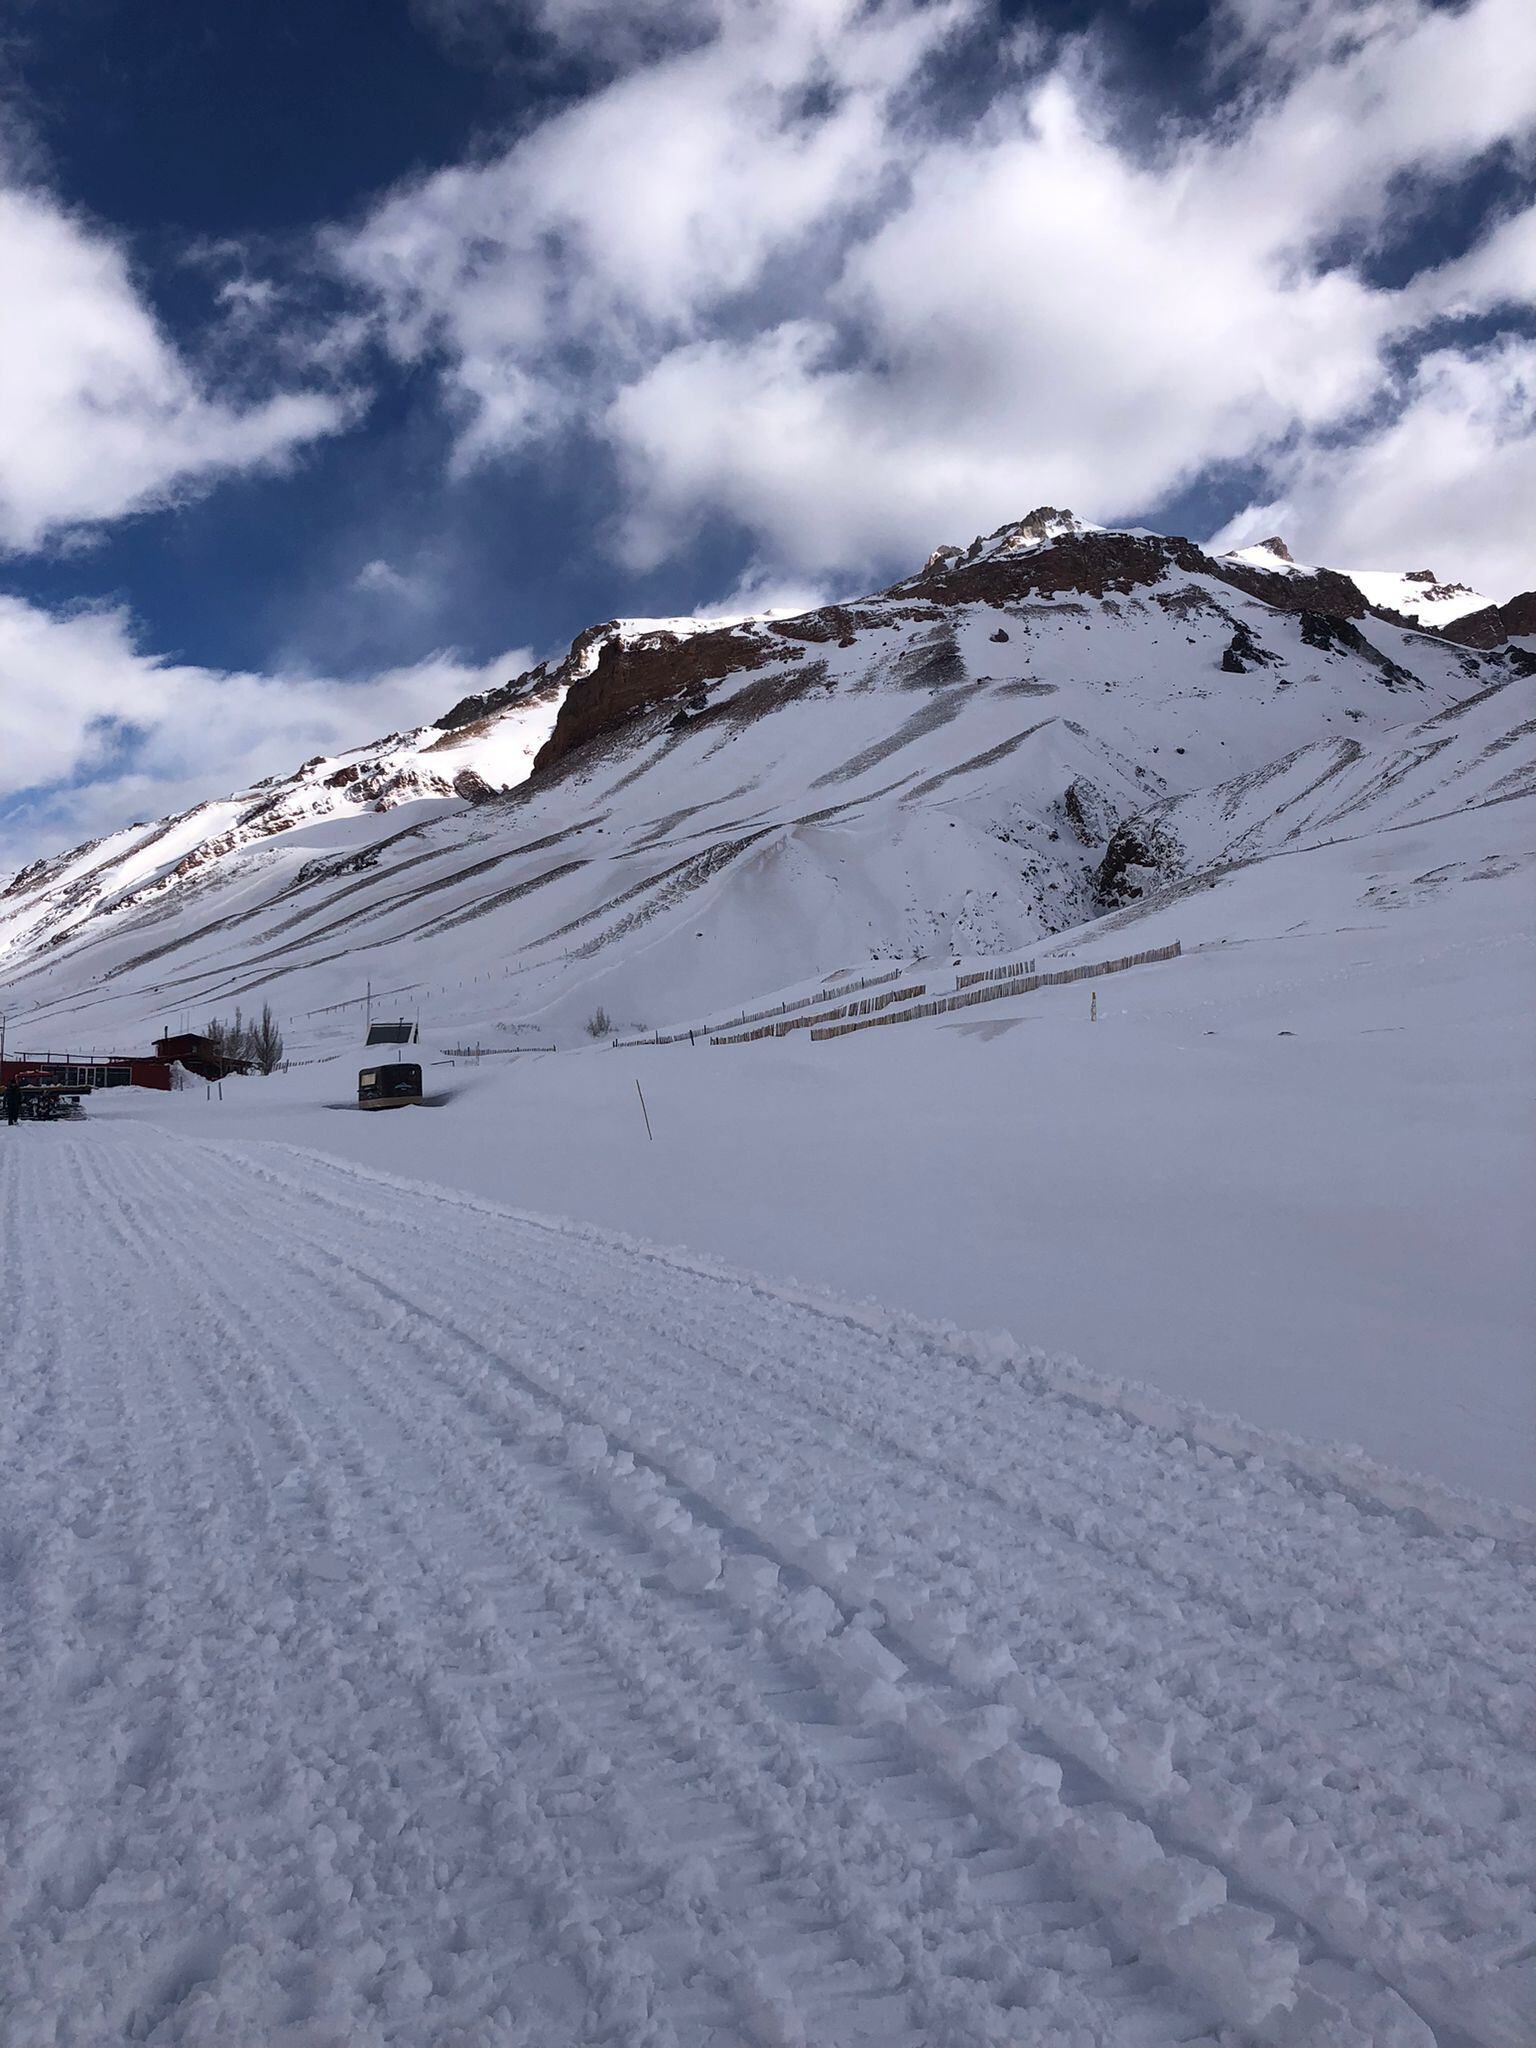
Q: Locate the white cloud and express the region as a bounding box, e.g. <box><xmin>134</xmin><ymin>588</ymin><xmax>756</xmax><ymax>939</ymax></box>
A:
<box><xmin>338</xmin><ymin>0</ymin><xmax>973</xmax><ymax>453</ymax></box>
<box><xmin>1414</xmin><ymin>203</ymin><xmax>1536</xmax><ymax>322</ymax></box>
<box><xmin>605</xmin><ymin>67</ymin><xmax>1405</xmax><ymax>571</ymax></box>
<box><xmin>690</xmin><ymin>561</ymin><xmax>832</xmax><ymax>622</ymax></box>
<box><xmin>1210</xmin><ymin>337</ymin><xmax>1536</xmax><ymax>598</ymax></box>
<box><xmin>0</xmin><ymin>592</ymin><xmax>532</xmax><ymax>872</ymax></box>
<box><xmin>507</xmin><ymin>0</ymin><xmax>728</xmax><ymax>63</ymax></box>
<box><xmin>0</xmin><ymin>180</ymin><xmax>355</xmax><ymax>553</ymax></box>
<box><xmin>337</xmin><ymin>0</ymin><xmax>1536</xmax><ymax>587</ymax></box>
<box><xmin>353</xmin><ymin>557</ymin><xmax>432</xmax><ymax>606</ymax></box>
<box><xmin>1202</xmin><ymin>0</ymin><xmax>1536</xmax><ymax>256</ymax></box>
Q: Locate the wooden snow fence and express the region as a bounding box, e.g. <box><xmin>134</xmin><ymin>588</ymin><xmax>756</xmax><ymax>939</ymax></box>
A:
<box><xmin>808</xmin><ymin>941</ymin><xmax>1182</xmax><ymax>1041</ymax></box>
<box><xmin>711</xmin><ymin>983</ymin><xmax>927</xmax><ymax>1046</ymax></box>
<box><xmin>955</xmin><ymin>957</ymin><xmax>1036</xmax><ymax>990</ymax></box>
<box><xmin>615</xmin><ymin>965</ymin><xmax>908</xmax><ymax>1048</ymax></box>
<box><xmin>702</xmin><ymin>964</ymin><xmax>906</xmax><ymax>1034</ymax></box>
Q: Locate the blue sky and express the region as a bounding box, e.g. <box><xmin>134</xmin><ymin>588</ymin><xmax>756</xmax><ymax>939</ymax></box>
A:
<box><xmin>1</xmin><ymin>0</ymin><xmax>1532</xmax><ymax>868</ymax></box>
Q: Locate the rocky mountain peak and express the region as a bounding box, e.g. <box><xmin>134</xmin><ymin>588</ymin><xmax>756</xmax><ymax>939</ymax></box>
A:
<box><xmin>1401</xmin><ymin>568</ymin><xmax>1481</xmax><ymax>602</ymax></box>
<box><xmin>973</xmin><ymin>506</ymin><xmax>1089</xmax><ymax>557</ymax></box>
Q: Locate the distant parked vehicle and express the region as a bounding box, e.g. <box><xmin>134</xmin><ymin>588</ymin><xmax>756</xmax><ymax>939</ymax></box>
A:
<box><xmin>357</xmin><ymin>1062</ymin><xmax>423</xmax><ymax>1109</ymax></box>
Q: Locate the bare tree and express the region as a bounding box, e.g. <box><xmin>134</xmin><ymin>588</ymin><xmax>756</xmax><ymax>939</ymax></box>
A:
<box><xmin>203</xmin><ymin>1003</ymin><xmax>283</xmax><ymax>1073</ymax></box>
<box><xmin>586</xmin><ymin>1006</ymin><xmax>613</xmax><ymax>1039</ymax></box>
<box><xmin>251</xmin><ymin>1004</ymin><xmax>284</xmax><ymax>1075</ymax></box>
<box><xmin>203</xmin><ymin>1013</ymin><xmax>235</xmax><ymax>1067</ymax></box>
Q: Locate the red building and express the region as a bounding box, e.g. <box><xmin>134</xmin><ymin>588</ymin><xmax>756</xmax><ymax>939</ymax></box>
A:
<box><xmin>153</xmin><ymin>1033</ymin><xmax>251</xmax><ymax>1081</ymax></box>
<box><xmin>0</xmin><ymin>1051</ymin><xmax>172</xmax><ymax>1092</ymax></box>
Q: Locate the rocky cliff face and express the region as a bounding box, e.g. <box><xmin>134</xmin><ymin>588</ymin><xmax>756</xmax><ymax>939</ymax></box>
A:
<box><xmin>1437</xmin><ymin>588</ymin><xmax>1536</xmax><ymax>650</ymax></box>
<box><xmin>533</xmin><ymin>621</ymin><xmax>782</xmax><ymax>771</ymax></box>
<box><xmin>900</xmin><ymin>516</ymin><xmax>1373</xmax><ymax>619</ymax></box>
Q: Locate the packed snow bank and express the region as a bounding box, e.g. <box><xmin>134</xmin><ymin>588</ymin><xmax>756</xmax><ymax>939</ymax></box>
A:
<box><xmin>90</xmin><ymin>804</ymin><xmax>1536</xmax><ymax>1509</ymax></box>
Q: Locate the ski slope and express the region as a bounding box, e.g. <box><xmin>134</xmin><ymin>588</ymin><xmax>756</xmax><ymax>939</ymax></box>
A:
<box><xmin>3</xmin><ymin>1123</ymin><xmax>1533</xmax><ymax>2047</ymax></box>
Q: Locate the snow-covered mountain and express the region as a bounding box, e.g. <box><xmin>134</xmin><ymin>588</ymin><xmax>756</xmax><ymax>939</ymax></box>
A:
<box><xmin>1</xmin><ymin>510</ymin><xmax>1528</xmax><ymax>1054</ymax></box>
<box><xmin>0</xmin><ymin>678</ymin><xmax>565</xmax><ymax>964</ymax></box>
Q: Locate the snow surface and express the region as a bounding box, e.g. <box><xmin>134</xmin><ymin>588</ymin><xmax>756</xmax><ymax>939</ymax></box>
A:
<box><xmin>1347</xmin><ymin>569</ymin><xmax>1493</xmax><ymax>630</ymax></box>
<box><xmin>3</xmin><ymin>1117</ymin><xmax>1532</xmax><ymax>2046</ymax></box>
<box><xmin>1221</xmin><ymin>550</ymin><xmax>1494</xmax><ymax>630</ymax></box>
<box><xmin>75</xmin><ymin>791</ymin><xmax>1536</xmax><ymax>1513</ymax></box>
<box><xmin>1226</xmin><ymin>545</ymin><xmax>1310</xmax><ymax>576</ymax></box>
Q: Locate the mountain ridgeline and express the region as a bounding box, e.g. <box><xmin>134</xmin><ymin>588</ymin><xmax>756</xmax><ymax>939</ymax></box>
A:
<box><xmin>1</xmin><ymin>510</ymin><xmax>1531</xmax><ymax>1052</ymax></box>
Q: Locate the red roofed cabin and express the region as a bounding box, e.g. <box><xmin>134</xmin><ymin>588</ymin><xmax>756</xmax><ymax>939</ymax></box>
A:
<box><xmin>153</xmin><ymin>1033</ymin><xmax>251</xmax><ymax>1082</ymax></box>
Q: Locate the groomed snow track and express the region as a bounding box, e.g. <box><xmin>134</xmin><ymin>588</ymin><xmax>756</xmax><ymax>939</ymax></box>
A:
<box><xmin>2</xmin><ymin>1125</ymin><xmax>1532</xmax><ymax>2047</ymax></box>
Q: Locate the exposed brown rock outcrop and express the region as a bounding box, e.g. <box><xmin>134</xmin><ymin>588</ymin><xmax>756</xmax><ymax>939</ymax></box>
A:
<box><xmin>903</xmin><ymin>524</ymin><xmax>1372</xmax><ymax>620</ymax></box>
<box><xmin>436</xmin><ymin>666</ymin><xmax>558</xmax><ymax>734</ymax></box>
<box><xmin>533</xmin><ymin>623</ymin><xmax>782</xmax><ymax>772</ymax></box>
<box><xmin>1437</xmin><ymin>589</ymin><xmax>1536</xmax><ymax>650</ymax></box>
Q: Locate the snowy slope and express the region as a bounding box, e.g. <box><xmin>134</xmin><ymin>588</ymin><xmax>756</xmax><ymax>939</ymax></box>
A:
<box><xmin>1224</xmin><ymin>543</ymin><xmax>1506</xmax><ymax>635</ymax></box>
<box><xmin>0</xmin><ymin>513</ymin><xmax>1510</xmax><ymax>1057</ymax></box>
<box><xmin>1347</xmin><ymin>566</ymin><xmax>1493</xmax><ymax>629</ymax></box>
<box><xmin>1095</xmin><ymin>671</ymin><xmax>1536</xmax><ymax>899</ymax></box>
<box><xmin>4</xmin><ymin>1119</ymin><xmax>1533</xmax><ymax>2046</ymax></box>
<box><xmin>0</xmin><ymin>676</ymin><xmax>566</xmax><ymax>967</ymax></box>
<box><xmin>74</xmin><ymin>781</ymin><xmax>1535</xmax><ymax>1510</ymax></box>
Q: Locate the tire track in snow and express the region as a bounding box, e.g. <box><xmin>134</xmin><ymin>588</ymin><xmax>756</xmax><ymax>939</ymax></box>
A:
<box><xmin>216</xmin><ymin>1143</ymin><xmax>1536</xmax><ymax>1836</ymax></box>
<box><xmin>121</xmin><ymin>1134</ymin><xmax>1456</xmax><ymax>2043</ymax></box>
<box><xmin>45</xmin><ymin>1134</ymin><xmax>476</xmax><ymax>2044</ymax></box>
<box><xmin>398</xmin><ymin>1191</ymin><xmax>1524</xmax><ymax>1754</ymax></box>
<box><xmin>3</xmin><ymin>1134</ymin><xmax>432</xmax><ymax>2043</ymax></box>
<box><xmin>63</xmin><ymin>1139</ymin><xmax>617</xmax><ymax>2043</ymax></box>
<box><xmin>69</xmin><ymin>1138</ymin><xmax>1024</xmax><ymax>2048</ymax></box>
<box><xmin>180</xmin><ymin>1161</ymin><xmax>1441</xmax><ymax>2044</ymax></box>
<box><xmin>5</xmin><ymin>1124</ymin><xmax>1533</xmax><ymax>2045</ymax></box>
<box><xmin>188</xmin><ymin>1132</ymin><xmax>1536</xmax><ymax>2048</ymax></box>
<box><xmin>100</xmin><ymin>1122</ymin><xmax>1213</xmax><ymax>2046</ymax></box>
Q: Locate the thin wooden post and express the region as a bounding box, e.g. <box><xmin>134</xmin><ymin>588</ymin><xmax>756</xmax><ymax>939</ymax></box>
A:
<box><xmin>635</xmin><ymin>1079</ymin><xmax>653</xmax><ymax>1141</ymax></box>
